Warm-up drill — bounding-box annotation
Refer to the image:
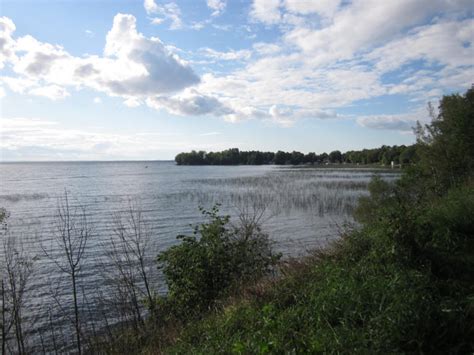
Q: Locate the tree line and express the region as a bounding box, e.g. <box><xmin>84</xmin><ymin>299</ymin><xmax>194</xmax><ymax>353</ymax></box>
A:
<box><xmin>174</xmin><ymin>144</ymin><xmax>418</xmax><ymax>166</ymax></box>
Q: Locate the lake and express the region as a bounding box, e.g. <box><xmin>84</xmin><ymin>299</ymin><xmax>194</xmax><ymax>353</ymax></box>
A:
<box><xmin>0</xmin><ymin>161</ymin><xmax>399</xmax><ymax>351</ymax></box>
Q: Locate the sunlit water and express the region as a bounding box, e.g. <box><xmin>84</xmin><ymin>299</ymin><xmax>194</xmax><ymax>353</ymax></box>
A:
<box><xmin>0</xmin><ymin>161</ymin><xmax>399</xmax><ymax>352</ymax></box>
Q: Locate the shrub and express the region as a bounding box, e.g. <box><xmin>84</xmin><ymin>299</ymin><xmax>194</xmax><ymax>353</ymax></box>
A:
<box><xmin>157</xmin><ymin>205</ymin><xmax>280</xmax><ymax>319</ymax></box>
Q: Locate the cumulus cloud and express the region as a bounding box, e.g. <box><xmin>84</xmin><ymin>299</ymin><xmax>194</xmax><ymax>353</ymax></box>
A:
<box><xmin>100</xmin><ymin>14</ymin><xmax>199</xmax><ymax>95</ymax></box>
<box><xmin>0</xmin><ymin>14</ymin><xmax>199</xmax><ymax>106</ymax></box>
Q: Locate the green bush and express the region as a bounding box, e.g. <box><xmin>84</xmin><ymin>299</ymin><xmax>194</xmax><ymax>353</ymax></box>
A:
<box><xmin>157</xmin><ymin>205</ymin><xmax>280</xmax><ymax>319</ymax></box>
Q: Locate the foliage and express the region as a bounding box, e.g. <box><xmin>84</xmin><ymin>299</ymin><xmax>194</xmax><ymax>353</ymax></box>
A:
<box><xmin>415</xmin><ymin>88</ymin><xmax>474</xmax><ymax>192</ymax></box>
<box><xmin>175</xmin><ymin>145</ymin><xmax>419</xmax><ymax>166</ymax></box>
<box><xmin>157</xmin><ymin>205</ymin><xmax>280</xmax><ymax>319</ymax></box>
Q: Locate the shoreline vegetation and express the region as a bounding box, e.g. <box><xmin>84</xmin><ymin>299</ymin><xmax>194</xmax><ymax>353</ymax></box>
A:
<box><xmin>175</xmin><ymin>144</ymin><xmax>418</xmax><ymax>167</ymax></box>
<box><xmin>1</xmin><ymin>88</ymin><xmax>473</xmax><ymax>354</ymax></box>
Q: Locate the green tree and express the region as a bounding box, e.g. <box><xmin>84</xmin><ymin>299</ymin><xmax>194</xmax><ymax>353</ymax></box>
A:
<box><xmin>329</xmin><ymin>150</ymin><xmax>342</xmax><ymax>163</ymax></box>
<box><xmin>416</xmin><ymin>87</ymin><xmax>474</xmax><ymax>191</ymax></box>
<box><xmin>274</xmin><ymin>151</ymin><xmax>289</xmax><ymax>165</ymax></box>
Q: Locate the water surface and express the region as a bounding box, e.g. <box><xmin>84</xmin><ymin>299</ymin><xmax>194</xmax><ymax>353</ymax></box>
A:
<box><xmin>0</xmin><ymin>161</ymin><xmax>399</xmax><ymax>351</ymax></box>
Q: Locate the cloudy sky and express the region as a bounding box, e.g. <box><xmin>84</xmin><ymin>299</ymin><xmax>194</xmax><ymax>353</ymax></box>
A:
<box><xmin>0</xmin><ymin>0</ymin><xmax>472</xmax><ymax>161</ymax></box>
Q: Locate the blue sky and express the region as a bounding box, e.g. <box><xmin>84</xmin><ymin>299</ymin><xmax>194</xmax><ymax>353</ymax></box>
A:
<box><xmin>0</xmin><ymin>0</ymin><xmax>472</xmax><ymax>161</ymax></box>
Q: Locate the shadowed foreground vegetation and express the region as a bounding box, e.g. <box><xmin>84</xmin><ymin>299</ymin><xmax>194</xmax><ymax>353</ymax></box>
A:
<box><xmin>98</xmin><ymin>91</ymin><xmax>474</xmax><ymax>353</ymax></box>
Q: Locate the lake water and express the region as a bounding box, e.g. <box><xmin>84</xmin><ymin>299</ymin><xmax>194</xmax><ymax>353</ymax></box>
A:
<box><xmin>0</xmin><ymin>161</ymin><xmax>399</xmax><ymax>352</ymax></box>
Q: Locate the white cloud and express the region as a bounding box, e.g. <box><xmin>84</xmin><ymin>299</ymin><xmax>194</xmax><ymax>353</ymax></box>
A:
<box><xmin>250</xmin><ymin>0</ymin><xmax>281</xmax><ymax>25</ymax></box>
<box><xmin>93</xmin><ymin>96</ymin><xmax>102</xmax><ymax>104</ymax></box>
<box><xmin>356</xmin><ymin>110</ymin><xmax>429</xmax><ymax>132</ymax></box>
<box><xmin>367</xmin><ymin>19</ymin><xmax>474</xmax><ymax>73</ymax></box>
<box><xmin>201</xmin><ymin>47</ymin><xmax>252</xmax><ymax>61</ymax></box>
<box><xmin>146</xmin><ymin>89</ymin><xmax>233</xmax><ymax>116</ymax></box>
<box><xmin>284</xmin><ymin>0</ymin><xmax>472</xmax><ymax>62</ymax></box>
<box><xmin>1</xmin><ymin>1</ymin><xmax>473</xmax><ymax>129</ymax></box>
<box><xmin>1</xmin><ymin>76</ymin><xmax>38</xmax><ymax>94</ymax></box>
<box><xmin>252</xmin><ymin>42</ymin><xmax>281</xmax><ymax>55</ymax></box>
<box><xmin>150</xmin><ymin>17</ymin><xmax>165</xmax><ymax>25</ymax></box>
<box><xmin>123</xmin><ymin>97</ymin><xmax>141</xmax><ymax>107</ymax></box>
<box><xmin>29</xmin><ymin>85</ymin><xmax>70</xmax><ymax>100</ymax></box>
<box><xmin>0</xmin><ymin>17</ymin><xmax>17</xmax><ymax>70</ymax></box>
<box><xmin>212</xmin><ymin>23</ymin><xmax>232</xmax><ymax>31</ymax></box>
<box><xmin>284</xmin><ymin>0</ymin><xmax>341</xmax><ymax>17</ymax></box>
<box><xmin>144</xmin><ymin>0</ymin><xmax>159</xmax><ymax>14</ymax></box>
<box><xmin>207</xmin><ymin>0</ymin><xmax>226</xmax><ymax>16</ymax></box>
<box><xmin>1</xmin><ymin>14</ymin><xmax>199</xmax><ymax>104</ymax></box>
<box><xmin>185</xmin><ymin>0</ymin><xmax>471</xmax><ymax>126</ymax></box>
<box><xmin>144</xmin><ymin>1</ymin><xmax>183</xmax><ymax>30</ymax></box>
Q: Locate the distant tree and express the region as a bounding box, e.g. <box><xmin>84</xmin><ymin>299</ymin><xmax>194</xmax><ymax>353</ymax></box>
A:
<box><xmin>319</xmin><ymin>152</ymin><xmax>329</xmax><ymax>164</ymax></box>
<box><xmin>274</xmin><ymin>151</ymin><xmax>288</xmax><ymax>165</ymax></box>
<box><xmin>329</xmin><ymin>150</ymin><xmax>342</xmax><ymax>163</ymax></box>
<box><xmin>304</xmin><ymin>152</ymin><xmax>316</xmax><ymax>164</ymax></box>
<box><xmin>290</xmin><ymin>151</ymin><xmax>305</xmax><ymax>165</ymax></box>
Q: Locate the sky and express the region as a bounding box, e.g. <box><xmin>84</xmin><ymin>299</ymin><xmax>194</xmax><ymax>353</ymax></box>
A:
<box><xmin>0</xmin><ymin>0</ymin><xmax>472</xmax><ymax>161</ymax></box>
